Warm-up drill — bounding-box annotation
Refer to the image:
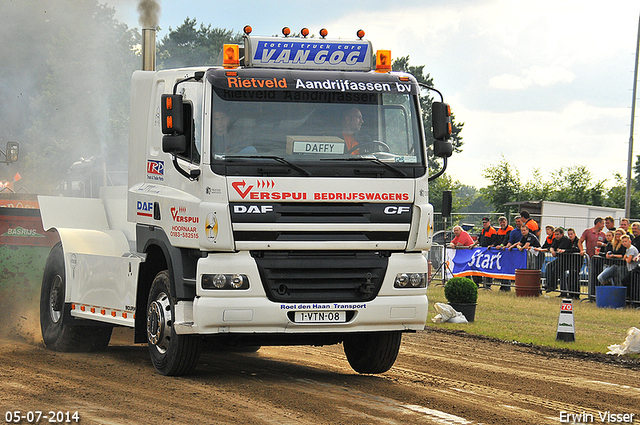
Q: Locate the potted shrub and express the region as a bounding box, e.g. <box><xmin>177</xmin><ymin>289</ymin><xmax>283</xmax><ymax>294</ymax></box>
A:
<box><xmin>444</xmin><ymin>277</ymin><xmax>478</xmax><ymax>322</ymax></box>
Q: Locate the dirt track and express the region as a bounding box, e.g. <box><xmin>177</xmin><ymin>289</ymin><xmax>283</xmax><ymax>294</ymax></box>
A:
<box><xmin>2</xmin><ymin>316</ymin><xmax>640</xmax><ymax>425</ymax></box>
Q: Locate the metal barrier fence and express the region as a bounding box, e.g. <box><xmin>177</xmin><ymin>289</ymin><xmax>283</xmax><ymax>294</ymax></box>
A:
<box><xmin>586</xmin><ymin>255</ymin><xmax>640</xmax><ymax>304</ymax></box>
<box><xmin>540</xmin><ymin>252</ymin><xmax>587</xmax><ymax>299</ymax></box>
<box><xmin>425</xmin><ymin>246</ymin><xmax>640</xmax><ymax>304</ymax></box>
<box><xmin>431</xmin><ymin>212</ymin><xmax>623</xmax><ymax>236</ymax></box>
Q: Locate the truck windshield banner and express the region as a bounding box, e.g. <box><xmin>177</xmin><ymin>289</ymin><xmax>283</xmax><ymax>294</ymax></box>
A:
<box><xmin>246</xmin><ymin>36</ymin><xmax>372</xmax><ymax>71</ymax></box>
<box><xmin>229</xmin><ymin>179</ymin><xmax>411</xmax><ymax>202</ymax></box>
<box><xmin>445</xmin><ymin>248</ymin><xmax>528</xmax><ymax>280</ymax></box>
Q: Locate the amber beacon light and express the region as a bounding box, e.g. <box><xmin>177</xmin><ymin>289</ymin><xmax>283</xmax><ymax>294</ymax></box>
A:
<box><xmin>376</xmin><ymin>50</ymin><xmax>392</xmax><ymax>72</ymax></box>
<box><xmin>223</xmin><ymin>44</ymin><xmax>240</xmax><ymax>68</ymax></box>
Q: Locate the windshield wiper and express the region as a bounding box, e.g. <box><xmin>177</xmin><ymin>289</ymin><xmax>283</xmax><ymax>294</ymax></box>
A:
<box><xmin>226</xmin><ymin>155</ymin><xmax>311</xmax><ymax>177</ymax></box>
<box><xmin>325</xmin><ymin>155</ymin><xmax>408</xmax><ymax>177</ymax></box>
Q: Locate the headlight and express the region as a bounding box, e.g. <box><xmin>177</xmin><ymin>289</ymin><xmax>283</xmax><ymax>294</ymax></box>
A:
<box><xmin>202</xmin><ymin>274</ymin><xmax>249</xmax><ymax>290</ymax></box>
<box><xmin>229</xmin><ymin>274</ymin><xmax>245</xmax><ymax>289</ymax></box>
<box><xmin>394</xmin><ymin>272</ymin><xmax>426</xmax><ymax>288</ymax></box>
<box><xmin>395</xmin><ymin>273</ymin><xmax>409</xmax><ymax>287</ymax></box>
<box><xmin>410</xmin><ymin>273</ymin><xmax>424</xmax><ymax>287</ymax></box>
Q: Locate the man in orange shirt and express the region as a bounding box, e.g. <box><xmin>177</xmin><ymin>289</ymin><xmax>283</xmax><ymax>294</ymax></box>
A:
<box><xmin>473</xmin><ymin>217</ymin><xmax>497</xmax><ymax>289</ymax></box>
<box><xmin>495</xmin><ymin>216</ymin><xmax>514</xmax><ymax>248</ymax></box>
<box><xmin>520</xmin><ymin>210</ymin><xmax>540</xmax><ymax>238</ymax></box>
<box><xmin>474</xmin><ymin>217</ymin><xmax>498</xmax><ymax>247</ymax></box>
<box><xmin>495</xmin><ymin>216</ymin><xmax>514</xmax><ymax>291</ymax></box>
<box><xmin>341</xmin><ymin>107</ymin><xmax>365</xmax><ymax>154</ymax></box>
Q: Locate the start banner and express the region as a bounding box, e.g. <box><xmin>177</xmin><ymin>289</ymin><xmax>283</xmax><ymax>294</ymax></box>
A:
<box><xmin>445</xmin><ymin>247</ymin><xmax>529</xmax><ymax>280</ymax></box>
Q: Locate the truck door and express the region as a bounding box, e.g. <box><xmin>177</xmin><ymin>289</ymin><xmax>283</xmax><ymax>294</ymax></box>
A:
<box><xmin>159</xmin><ymin>80</ymin><xmax>205</xmax><ymax>249</ymax></box>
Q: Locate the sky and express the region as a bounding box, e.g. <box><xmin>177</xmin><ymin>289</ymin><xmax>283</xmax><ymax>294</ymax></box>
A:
<box><xmin>109</xmin><ymin>0</ymin><xmax>640</xmax><ymax>189</ymax></box>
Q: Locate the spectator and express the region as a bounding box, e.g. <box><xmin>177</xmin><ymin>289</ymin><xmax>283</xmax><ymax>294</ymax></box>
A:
<box><xmin>516</xmin><ymin>225</ymin><xmax>541</xmax><ymax>251</ymax></box>
<box><xmin>449</xmin><ymin>225</ymin><xmax>474</xmax><ymax>248</ymax></box>
<box><xmin>474</xmin><ymin>217</ymin><xmax>497</xmax><ymax>248</ymax></box>
<box><xmin>607</xmin><ymin>229</ymin><xmax>626</xmax><ymax>258</ymax></box>
<box><xmin>618</xmin><ymin>236</ymin><xmax>640</xmax><ymax>296</ymax></box>
<box><xmin>535</xmin><ymin>225</ymin><xmax>555</xmax><ymax>252</ymax></box>
<box><xmin>601</xmin><ymin>230</ymin><xmax>615</xmax><ymax>256</ymax></box>
<box><xmin>564</xmin><ymin>228</ymin><xmax>582</xmax><ymax>298</ymax></box>
<box><xmin>604</xmin><ymin>216</ymin><xmax>616</xmax><ymax>232</ymax></box>
<box><xmin>620</xmin><ymin>218</ymin><xmax>633</xmax><ymax>237</ymax></box>
<box><xmin>520</xmin><ymin>210</ymin><xmax>540</xmax><ymax>238</ymax></box>
<box><xmin>597</xmin><ymin>228</ymin><xmax>626</xmax><ymax>285</ymax></box>
<box><xmin>517</xmin><ymin>225</ymin><xmax>544</xmax><ymax>270</ymax></box>
<box><xmin>505</xmin><ymin>217</ymin><xmax>523</xmax><ymax>250</ymax></box>
<box><xmin>495</xmin><ymin>216</ymin><xmax>513</xmax><ymax>248</ymax></box>
<box><xmin>566</xmin><ymin>228</ymin><xmax>580</xmax><ymax>252</ymax></box>
<box><xmin>473</xmin><ymin>217</ymin><xmax>498</xmax><ymax>289</ymax></box>
<box><xmin>546</xmin><ymin>228</ymin><xmax>572</xmax><ymax>293</ymax></box>
<box><xmin>549</xmin><ymin>227</ymin><xmax>572</xmax><ymax>254</ymax></box>
<box><xmin>631</xmin><ymin>222</ymin><xmax>640</xmax><ymax>252</ymax></box>
<box><xmin>578</xmin><ymin>217</ymin><xmax>606</xmax><ymax>257</ymax></box>
<box><xmin>494</xmin><ymin>216</ymin><xmax>514</xmax><ymax>291</ymax></box>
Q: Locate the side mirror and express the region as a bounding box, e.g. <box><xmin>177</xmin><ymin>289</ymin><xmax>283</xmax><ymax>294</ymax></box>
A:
<box><xmin>5</xmin><ymin>142</ymin><xmax>19</xmax><ymax>163</ymax></box>
<box><xmin>432</xmin><ymin>102</ymin><xmax>452</xmax><ymax>140</ymax></box>
<box><xmin>433</xmin><ymin>139</ymin><xmax>453</xmax><ymax>158</ymax></box>
<box><xmin>161</xmin><ymin>94</ymin><xmax>184</xmax><ymax>135</ymax></box>
<box><xmin>160</xmin><ymin>93</ymin><xmax>199</xmax><ymax>180</ymax></box>
<box><xmin>161</xmin><ymin>94</ymin><xmax>187</xmax><ymax>155</ymax></box>
<box><xmin>432</xmin><ymin>102</ymin><xmax>453</xmax><ymax>158</ymax></box>
<box><xmin>162</xmin><ymin>134</ymin><xmax>187</xmax><ymax>154</ymax></box>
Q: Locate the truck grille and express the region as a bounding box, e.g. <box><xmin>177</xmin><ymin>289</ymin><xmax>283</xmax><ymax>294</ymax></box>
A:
<box><xmin>251</xmin><ymin>251</ymin><xmax>389</xmax><ymax>303</ymax></box>
<box><xmin>231</xmin><ymin>202</ymin><xmax>411</xmax><ymax>250</ymax></box>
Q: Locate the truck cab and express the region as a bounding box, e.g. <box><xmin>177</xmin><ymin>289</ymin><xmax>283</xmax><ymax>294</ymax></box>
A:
<box><xmin>38</xmin><ymin>28</ymin><xmax>453</xmax><ymax>376</ymax></box>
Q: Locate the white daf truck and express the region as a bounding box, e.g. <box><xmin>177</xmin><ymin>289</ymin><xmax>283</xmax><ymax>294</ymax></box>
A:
<box><xmin>38</xmin><ymin>27</ymin><xmax>453</xmax><ymax>376</ymax></box>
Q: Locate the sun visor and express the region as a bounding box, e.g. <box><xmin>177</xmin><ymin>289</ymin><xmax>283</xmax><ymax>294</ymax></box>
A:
<box><xmin>207</xmin><ymin>69</ymin><xmax>419</xmax><ymax>97</ymax></box>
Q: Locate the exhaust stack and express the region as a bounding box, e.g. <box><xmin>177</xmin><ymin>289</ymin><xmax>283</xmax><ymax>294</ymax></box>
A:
<box><xmin>142</xmin><ymin>28</ymin><xmax>156</xmax><ymax>71</ymax></box>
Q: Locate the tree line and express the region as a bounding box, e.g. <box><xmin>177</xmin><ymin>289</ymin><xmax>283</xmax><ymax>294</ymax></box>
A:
<box><xmin>480</xmin><ymin>155</ymin><xmax>640</xmax><ymax>217</ymax></box>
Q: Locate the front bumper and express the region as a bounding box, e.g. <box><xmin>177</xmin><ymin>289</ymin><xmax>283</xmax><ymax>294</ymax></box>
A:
<box><xmin>174</xmin><ymin>251</ymin><xmax>429</xmax><ymax>335</ymax></box>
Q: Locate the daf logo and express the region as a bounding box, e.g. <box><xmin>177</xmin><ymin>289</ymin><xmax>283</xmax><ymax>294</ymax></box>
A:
<box><xmin>384</xmin><ymin>206</ymin><xmax>410</xmax><ymax>215</ymax></box>
<box><xmin>234</xmin><ymin>205</ymin><xmax>274</xmax><ymax>214</ymax></box>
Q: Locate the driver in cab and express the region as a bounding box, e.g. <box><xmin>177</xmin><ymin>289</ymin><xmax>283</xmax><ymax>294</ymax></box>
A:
<box><xmin>341</xmin><ymin>107</ymin><xmax>365</xmax><ymax>155</ymax></box>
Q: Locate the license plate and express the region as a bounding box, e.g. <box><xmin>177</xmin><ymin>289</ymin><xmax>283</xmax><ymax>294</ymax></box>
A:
<box><xmin>294</xmin><ymin>311</ymin><xmax>346</xmax><ymax>323</ymax></box>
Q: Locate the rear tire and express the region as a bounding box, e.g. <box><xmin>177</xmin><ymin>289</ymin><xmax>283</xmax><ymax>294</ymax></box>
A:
<box><xmin>40</xmin><ymin>242</ymin><xmax>112</xmax><ymax>352</ymax></box>
<box><xmin>147</xmin><ymin>270</ymin><xmax>202</xmax><ymax>376</ymax></box>
<box><xmin>343</xmin><ymin>331</ymin><xmax>402</xmax><ymax>374</ymax></box>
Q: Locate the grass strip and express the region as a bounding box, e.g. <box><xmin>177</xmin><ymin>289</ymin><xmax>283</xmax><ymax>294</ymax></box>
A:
<box><xmin>426</xmin><ymin>283</ymin><xmax>640</xmax><ymax>355</ymax></box>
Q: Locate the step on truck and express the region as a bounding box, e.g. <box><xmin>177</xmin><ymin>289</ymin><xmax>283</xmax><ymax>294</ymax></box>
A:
<box><xmin>38</xmin><ymin>26</ymin><xmax>454</xmax><ymax>376</ymax></box>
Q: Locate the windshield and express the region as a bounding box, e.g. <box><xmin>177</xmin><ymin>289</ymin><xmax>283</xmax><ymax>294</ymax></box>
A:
<box><xmin>208</xmin><ymin>69</ymin><xmax>425</xmax><ymax>177</ymax></box>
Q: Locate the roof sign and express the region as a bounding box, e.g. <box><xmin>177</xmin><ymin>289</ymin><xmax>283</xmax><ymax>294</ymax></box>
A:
<box><xmin>245</xmin><ymin>36</ymin><xmax>373</xmax><ymax>71</ymax></box>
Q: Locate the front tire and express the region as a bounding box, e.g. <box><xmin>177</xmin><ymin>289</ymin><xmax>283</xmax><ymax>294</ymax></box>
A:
<box><xmin>343</xmin><ymin>331</ymin><xmax>402</xmax><ymax>374</ymax></box>
<box><xmin>147</xmin><ymin>270</ymin><xmax>202</xmax><ymax>376</ymax></box>
<box><xmin>40</xmin><ymin>242</ymin><xmax>112</xmax><ymax>351</ymax></box>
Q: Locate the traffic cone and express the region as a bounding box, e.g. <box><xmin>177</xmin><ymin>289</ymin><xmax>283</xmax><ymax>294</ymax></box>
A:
<box><xmin>556</xmin><ymin>298</ymin><xmax>575</xmax><ymax>342</ymax></box>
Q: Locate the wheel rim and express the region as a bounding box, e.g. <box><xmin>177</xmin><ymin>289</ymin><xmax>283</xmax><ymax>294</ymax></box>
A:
<box><xmin>147</xmin><ymin>292</ymin><xmax>172</xmax><ymax>353</ymax></box>
<box><xmin>49</xmin><ymin>275</ymin><xmax>64</xmax><ymax>324</ymax></box>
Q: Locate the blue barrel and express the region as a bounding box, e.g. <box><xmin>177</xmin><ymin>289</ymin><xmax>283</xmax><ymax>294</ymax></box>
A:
<box><xmin>596</xmin><ymin>286</ymin><xmax>627</xmax><ymax>309</ymax></box>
